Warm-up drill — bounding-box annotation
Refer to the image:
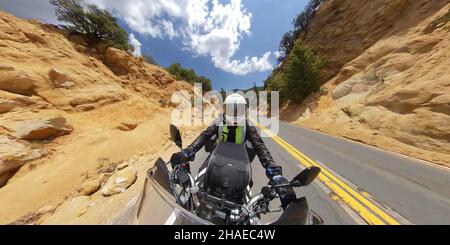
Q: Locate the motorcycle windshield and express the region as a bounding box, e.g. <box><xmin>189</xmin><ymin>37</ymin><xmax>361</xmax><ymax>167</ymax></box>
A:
<box><xmin>132</xmin><ymin>158</ymin><xmax>213</xmax><ymax>225</ymax></box>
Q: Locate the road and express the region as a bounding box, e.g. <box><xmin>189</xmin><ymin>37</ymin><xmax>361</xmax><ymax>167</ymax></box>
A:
<box><xmin>249</xmin><ymin>121</ymin><xmax>450</xmax><ymax>225</ymax></box>
<box><xmin>115</xmin><ymin>121</ymin><xmax>450</xmax><ymax>225</ymax></box>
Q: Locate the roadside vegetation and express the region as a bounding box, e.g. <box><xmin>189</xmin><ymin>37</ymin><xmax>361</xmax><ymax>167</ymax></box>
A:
<box><xmin>166</xmin><ymin>63</ymin><xmax>212</xmax><ymax>92</ymax></box>
<box><xmin>266</xmin><ymin>41</ymin><xmax>325</xmax><ymax>103</ymax></box>
<box><xmin>264</xmin><ymin>0</ymin><xmax>325</xmax><ymax>104</ymax></box>
<box><xmin>50</xmin><ymin>0</ymin><xmax>133</xmax><ymax>52</ymax></box>
<box><xmin>277</xmin><ymin>0</ymin><xmax>324</xmax><ymax>63</ymax></box>
<box><xmin>50</xmin><ymin>0</ymin><xmax>212</xmax><ymax>92</ymax></box>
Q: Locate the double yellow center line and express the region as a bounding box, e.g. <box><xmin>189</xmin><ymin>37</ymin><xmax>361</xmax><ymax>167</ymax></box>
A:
<box><xmin>251</xmin><ymin>119</ymin><xmax>400</xmax><ymax>225</ymax></box>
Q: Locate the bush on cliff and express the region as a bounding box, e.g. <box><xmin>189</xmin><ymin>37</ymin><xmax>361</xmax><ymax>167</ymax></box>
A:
<box><xmin>50</xmin><ymin>0</ymin><xmax>132</xmax><ymax>51</ymax></box>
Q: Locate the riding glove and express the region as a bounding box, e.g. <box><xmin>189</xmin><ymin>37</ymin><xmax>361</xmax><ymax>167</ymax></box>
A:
<box><xmin>271</xmin><ymin>175</ymin><xmax>297</xmax><ymax>210</ymax></box>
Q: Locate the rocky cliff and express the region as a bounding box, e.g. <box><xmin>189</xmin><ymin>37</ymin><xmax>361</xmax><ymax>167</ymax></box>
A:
<box><xmin>0</xmin><ymin>11</ymin><xmax>198</xmax><ymax>224</ymax></box>
<box><xmin>282</xmin><ymin>0</ymin><xmax>450</xmax><ymax>167</ymax></box>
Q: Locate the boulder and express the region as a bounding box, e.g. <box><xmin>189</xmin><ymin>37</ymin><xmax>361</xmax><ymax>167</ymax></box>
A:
<box><xmin>0</xmin><ymin>135</ymin><xmax>46</xmax><ymax>186</ymax></box>
<box><xmin>0</xmin><ymin>98</ymin><xmax>19</xmax><ymax>114</ymax></box>
<box><xmin>117</xmin><ymin>121</ymin><xmax>138</xmax><ymax>131</ymax></box>
<box><xmin>101</xmin><ymin>168</ymin><xmax>137</xmax><ymax>196</ymax></box>
<box><xmin>0</xmin><ymin>90</ymin><xmax>36</xmax><ymax>105</ymax></box>
<box><xmin>49</xmin><ymin>68</ymin><xmax>69</xmax><ymax>82</ymax></box>
<box><xmin>14</xmin><ymin>116</ymin><xmax>73</xmax><ymax>141</ymax></box>
<box><xmin>0</xmin><ymin>70</ymin><xmax>36</xmax><ymax>95</ymax></box>
<box><xmin>98</xmin><ymin>172</ymin><xmax>113</xmax><ymax>186</ymax></box>
<box><xmin>105</xmin><ymin>47</ymin><xmax>131</xmax><ymax>76</ymax></box>
<box><xmin>77</xmin><ymin>179</ymin><xmax>101</xmax><ymax>196</ymax></box>
<box><xmin>0</xmin><ymin>91</ymin><xmax>36</xmax><ymax>114</ymax></box>
<box><xmin>49</xmin><ymin>68</ymin><xmax>74</xmax><ymax>88</ymax></box>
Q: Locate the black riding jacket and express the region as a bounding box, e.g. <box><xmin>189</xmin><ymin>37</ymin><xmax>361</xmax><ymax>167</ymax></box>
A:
<box><xmin>187</xmin><ymin>118</ymin><xmax>275</xmax><ymax>168</ymax></box>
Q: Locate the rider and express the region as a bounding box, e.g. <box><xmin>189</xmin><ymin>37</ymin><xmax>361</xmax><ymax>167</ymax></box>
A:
<box><xmin>172</xmin><ymin>93</ymin><xmax>296</xmax><ymax>210</ymax></box>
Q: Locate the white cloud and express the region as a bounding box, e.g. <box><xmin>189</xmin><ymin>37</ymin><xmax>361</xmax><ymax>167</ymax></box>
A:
<box><xmin>129</xmin><ymin>33</ymin><xmax>142</xmax><ymax>57</ymax></box>
<box><xmin>86</xmin><ymin>0</ymin><xmax>273</xmax><ymax>75</ymax></box>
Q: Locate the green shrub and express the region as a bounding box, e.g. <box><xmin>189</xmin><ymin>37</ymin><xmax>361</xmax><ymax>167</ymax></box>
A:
<box><xmin>166</xmin><ymin>63</ymin><xmax>212</xmax><ymax>91</ymax></box>
<box><xmin>283</xmin><ymin>41</ymin><xmax>325</xmax><ymax>102</ymax></box>
<box><xmin>50</xmin><ymin>0</ymin><xmax>132</xmax><ymax>51</ymax></box>
<box><xmin>266</xmin><ymin>41</ymin><xmax>325</xmax><ymax>103</ymax></box>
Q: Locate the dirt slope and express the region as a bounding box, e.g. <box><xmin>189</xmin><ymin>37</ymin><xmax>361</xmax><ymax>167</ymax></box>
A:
<box><xmin>283</xmin><ymin>0</ymin><xmax>450</xmax><ymax>167</ymax></box>
<box><xmin>0</xmin><ymin>11</ymin><xmax>199</xmax><ymax>224</ymax></box>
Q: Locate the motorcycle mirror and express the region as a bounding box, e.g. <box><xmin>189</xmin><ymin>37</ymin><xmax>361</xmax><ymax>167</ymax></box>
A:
<box><xmin>170</xmin><ymin>124</ymin><xmax>183</xmax><ymax>148</ymax></box>
<box><xmin>292</xmin><ymin>166</ymin><xmax>321</xmax><ymax>187</ymax></box>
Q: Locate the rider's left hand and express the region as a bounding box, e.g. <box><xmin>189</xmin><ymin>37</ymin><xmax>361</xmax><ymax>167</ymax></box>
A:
<box><xmin>182</xmin><ymin>147</ymin><xmax>196</xmax><ymax>162</ymax></box>
<box><xmin>170</xmin><ymin>147</ymin><xmax>196</xmax><ymax>169</ymax></box>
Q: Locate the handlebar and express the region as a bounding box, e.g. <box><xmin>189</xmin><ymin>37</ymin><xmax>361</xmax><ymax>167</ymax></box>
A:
<box><xmin>170</xmin><ymin>157</ymin><xmax>305</xmax><ymax>221</ymax></box>
<box><xmin>272</xmin><ymin>180</ymin><xmax>302</xmax><ymax>188</ymax></box>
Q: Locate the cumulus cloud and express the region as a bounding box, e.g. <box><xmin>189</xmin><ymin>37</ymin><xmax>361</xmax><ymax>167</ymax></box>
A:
<box><xmin>2</xmin><ymin>0</ymin><xmax>273</xmax><ymax>75</ymax></box>
<box><xmin>86</xmin><ymin>0</ymin><xmax>273</xmax><ymax>75</ymax></box>
<box><xmin>128</xmin><ymin>33</ymin><xmax>142</xmax><ymax>57</ymax></box>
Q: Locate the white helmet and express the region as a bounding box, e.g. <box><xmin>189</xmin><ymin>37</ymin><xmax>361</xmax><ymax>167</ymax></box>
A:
<box><xmin>224</xmin><ymin>93</ymin><xmax>247</xmax><ymax>126</ymax></box>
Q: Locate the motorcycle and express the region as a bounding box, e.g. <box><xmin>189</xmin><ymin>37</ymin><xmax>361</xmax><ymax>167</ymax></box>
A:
<box><xmin>131</xmin><ymin>124</ymin><xmax>323</xmax><ymax>225</ymax></box>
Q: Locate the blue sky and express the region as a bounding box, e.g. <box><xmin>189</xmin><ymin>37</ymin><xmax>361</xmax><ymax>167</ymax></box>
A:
<box><xmin>0</xmin><ymin>0</ymin><xmax>308</xmax><ymax>90</ymax></box>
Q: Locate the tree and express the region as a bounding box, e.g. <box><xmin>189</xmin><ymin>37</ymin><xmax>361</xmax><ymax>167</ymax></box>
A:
<box><xmin>293</xmin><ymin>0</ymin><xmax>323</xmax><ymax>32</ymax></box>
<box><xmin>50</xmin><ymin>0</ymin><xmax>132</xmax><ymax>51</ymax></box>
<box><xmin>277</xmin><ymin>31</ymin><xmax>294</xmax><ymax>63</ymax></box>
<box><xmin>282</xmin><ymin>41</ymin><xmax>325</xmax><ymax>102</ymax></box>
<box><xmin>166</xmin><ymin>63</ymin><xmax>213</xmax><ymax>91</ymax></box>
<box><xmin>279</xmin><ymin>0</ymin><xmax>324</xmax><ymax>60</ymax></box>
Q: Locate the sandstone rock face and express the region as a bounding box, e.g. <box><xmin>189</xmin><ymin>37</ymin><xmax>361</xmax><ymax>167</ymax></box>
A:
<box><xmin>49</xmin><ymin>68</ymin><xmax>74</xmax><ymax>88</ymax></box>
<box><xmin>0</xmin><ymin>90</ymin><xmax>36</xmax><ymax>105</ymax></box>
<box><xmin>105</xmin><ymin>47</ymin><xmax>131</xmax><ymax>76</ymax></box>
<box><xmin>13</xmin><ymin>116</ymin><xmax>73</xmax><ymax>141</ymax></box>
<box><xmin>0</xmin><ymin>70</ymin><xmax>36</xmax><ymax>95</ymax></box>
<box><xmin>287</xmin><ymin>0</ymin><xmax>450</xmax><ymax>166</ymax></box>
<box><xmin>9</xmin><ymin>204</ymin><xmax>56</xmax><ymax>225</ymax></box>
<box><xmin>0</xmin><ymin>135</ymin><xmax>46</xmax><ymax>186</ymax></box>
<box><xmin>69</xmin><ymin>34</ymin><xmax>87</xmax><ymax>46</ymax></box>
<box><xmin>101</xmin><ymin>168</ymin><xmax>137</xmax><ymax>196</ymax></box>
<box><xmin>0</xmin><ymin>10</ymin><xmax>194</xmax><ymax>224</ymax></box>
<box><xmin>0</xmin><ymin>98</ymin><xmax>19</xmax><ymax>114</ymax></box>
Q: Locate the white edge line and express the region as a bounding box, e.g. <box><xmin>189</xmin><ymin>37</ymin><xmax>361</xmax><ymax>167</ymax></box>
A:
<box><xmin>164</xmin><ymin>211</ymin><xmax>177</xmax><ymax>225</ymax></box>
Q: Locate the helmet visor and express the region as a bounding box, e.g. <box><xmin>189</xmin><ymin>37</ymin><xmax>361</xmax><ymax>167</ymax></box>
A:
<box><xmin>225</xmin><ymin>103</ymin><xmax>246</xmax><ymax>118</ymax></box>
